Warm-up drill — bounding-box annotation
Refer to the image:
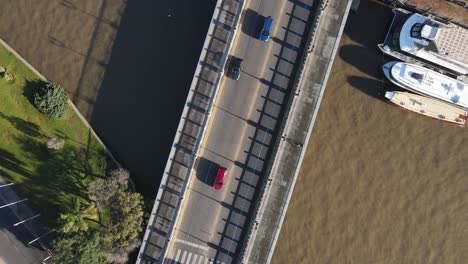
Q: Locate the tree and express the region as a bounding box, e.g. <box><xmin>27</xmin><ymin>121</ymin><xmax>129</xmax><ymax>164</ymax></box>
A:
<box><xmin>110</xmin><ymin>168</ymin><xmax>130</xmax><ymax>190</ymax></box>
<box><xmin>101</xmin><ymin>190</ymin><xmax>144</xmax><ymax>263</ymax></box>
<box><xmin>59</xmin><ymin>198</ymin><xmax>97</xmax><ymax>233</ymax></box>
<box><xmin>104</xmin><ymin>191</ymin><xmax>144</xmax><ymax>247</ymax></box>
<box><xmin>105</xmin><ymin>239</ymin><xmax>141</xmax><ymax>264</ymax></box>
<box><xmin>52</xmin><ymin>232</ymin><xmax>108</xmax><ymax>264</ymax></box>
<box><xmin>87</xmin><ymin>169</ymin><xmax>144</xmax><ymax>263</ymax></box>
<box><xmin>33</xmin><ymin>81</ymin><xmax>68</xmax><ymax>119</ymax></box>
<box><xmin>88</xmin><ymin>177</ymin><xmax>120</xmax><ymax>211</ymax></box>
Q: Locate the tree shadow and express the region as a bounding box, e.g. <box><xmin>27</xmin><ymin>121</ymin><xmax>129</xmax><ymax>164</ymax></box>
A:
<box><xmin>22</xmin><ymin>79</ymin><xmax>48</xmax><ymax>105</ymax></box>
<box><xmin>0</xmin><ymin>148</ymin><xmax>36</xmax><ymax>179</ymax></box>
<box><xmin>0</xmin><ymin>112</ymin><xmax>49</xmax><ymax>139</ymax></box>
<box><xmin>53</xmin><ymin>129</ymin><xmax>103</xmax><ymax>154</ymax></box>
<box><xmin>0</xmin><ymin>134</ymin><xmax>107</xmax><ymax>227</ymax></box>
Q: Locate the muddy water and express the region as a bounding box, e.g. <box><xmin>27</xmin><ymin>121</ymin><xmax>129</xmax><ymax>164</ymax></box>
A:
<box><xmin>272</xmin><ymin>1</ymin><xmax>468</xmax><ymax>263</ymax></box>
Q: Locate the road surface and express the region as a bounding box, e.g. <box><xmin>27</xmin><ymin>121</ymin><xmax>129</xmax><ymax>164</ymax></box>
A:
<box><xmin>0</xmin><ymin>186</ymin><xmax>50</xmax><ymax>264</ymax></box>
<box><xmin>166</xmin><ymin>0</ymin><xmax>316</xmax><ymax>263</ymax></box>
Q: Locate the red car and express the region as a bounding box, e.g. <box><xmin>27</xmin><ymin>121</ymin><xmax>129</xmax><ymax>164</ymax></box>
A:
<box><xmin>213</xmin><ymin>167</ymin><xmax>227</xmax><ymax>190</ymax></box>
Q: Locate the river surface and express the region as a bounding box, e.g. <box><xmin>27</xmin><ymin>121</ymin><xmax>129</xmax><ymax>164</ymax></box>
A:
<box><xmin>272</xmin><ymin>1</ymin><xmax>468</xmax><ymax>263</ymax></box>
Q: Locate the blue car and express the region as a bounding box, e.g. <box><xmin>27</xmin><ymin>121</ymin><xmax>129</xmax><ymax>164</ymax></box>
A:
<box><xmin>259</xmin><ymin>16</ymin><xmax>274</xmax><ymax>41</ymax></box>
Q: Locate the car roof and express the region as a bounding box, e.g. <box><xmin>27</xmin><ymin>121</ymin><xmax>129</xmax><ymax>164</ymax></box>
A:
<box><xmin>218</xmin><ymin>167</ymin><xmax>227</xmax><ymax>175</ymax></box>
<box><xmin>263</xmin><ymin>17</ymin><xmax>273</xmax><ymax>29</ymax></box>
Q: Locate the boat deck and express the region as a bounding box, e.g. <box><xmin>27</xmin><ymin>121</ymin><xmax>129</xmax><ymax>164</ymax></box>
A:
<box><xmin>431</xmin><ymin>25</ymin><xmax>468</xmax><ymax>66</ymax></box>
<box><xmin>390</xmin><ymin>62</ymin><xmax>468</xmax><ymax>108</ymax></box>
<box><xmin>386</xmin><ymin>91</ymin><xmax>467</xmax><ymax>126</ymax></box>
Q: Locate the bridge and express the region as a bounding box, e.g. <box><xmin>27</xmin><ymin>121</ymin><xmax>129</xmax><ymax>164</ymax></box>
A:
<box><xmin>136</xmin><ymin>0</ymin><xmax>352</xmax><ymax>263</ymax></box>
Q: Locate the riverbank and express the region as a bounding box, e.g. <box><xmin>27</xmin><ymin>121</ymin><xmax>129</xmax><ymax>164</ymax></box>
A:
<box><xmin>0</xmin><ymin>0</ymin><xmax>216</xmax><ymax>196</ymax></box>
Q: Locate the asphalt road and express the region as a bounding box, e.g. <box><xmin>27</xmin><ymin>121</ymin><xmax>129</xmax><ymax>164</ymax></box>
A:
<box><xmin>0</xmin><ymin>186</ymin><xmax>50</xmax><ymax>264</ymax></box>
<box><xmin>166</xmin><ymin>0</ymin><xmax>316</xmax><ymax>263</ymax></box>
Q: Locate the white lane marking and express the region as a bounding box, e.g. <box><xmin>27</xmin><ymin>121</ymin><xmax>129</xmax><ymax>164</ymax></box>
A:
<box><xmin>186</xmin><ymin>252</ymin><xmax>193</xmax><ymax>263</ymax></box>
<box><xmin>198</xmin><ymin>255</ymin><xmax>204</xmax><ymax>264</ymax></box>
<box><xmin>192</xmin><ymin>254</ymin><xmax>198</xmax><ymax>264</ymax></box>
<box><xmin>174</xmin><ymin>249</ymin><xmax>182</xmax><ymax>262</ymax></box>
<box><xmin>204</xmin><ymin>257</ymin><xmax>210</xmax><ymax>264</ymax></box>
<box><xmin>175</xmin><ymin>238</ymin><xmax>210</xmax><ymax>251</ymax></box>
<box><xmin>181</xmin><ymin>251</ymin><xmax>187</xmax><ymax>263</ymax></box>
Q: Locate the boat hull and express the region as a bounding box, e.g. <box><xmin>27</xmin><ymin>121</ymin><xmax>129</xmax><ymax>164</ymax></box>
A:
<box><xmin>382</xmin><ymin>61</ymin><xmax>468</xmax><ymax>110</ymax></box>
<box><xmin>385</xmin><ymin>91</ymin><xmax>467</xmax><ymax>127</ymax></box>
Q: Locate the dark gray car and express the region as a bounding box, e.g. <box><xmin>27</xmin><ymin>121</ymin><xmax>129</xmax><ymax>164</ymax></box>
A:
<box><xmin>230</xmin><ymin>58</ymin><xmax>243</xmax><ymax>80</ymax></box>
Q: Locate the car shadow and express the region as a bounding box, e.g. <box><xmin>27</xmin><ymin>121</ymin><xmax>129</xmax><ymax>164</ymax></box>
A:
<box><xmin>195</xmin><ymin>157</ymin><xmax>221</xmax><ymax>186</ymax></box>
<box><xmin>241</xmin><ymin>9</ymin><xmax>265</xmax><ymax>39</ymax></box>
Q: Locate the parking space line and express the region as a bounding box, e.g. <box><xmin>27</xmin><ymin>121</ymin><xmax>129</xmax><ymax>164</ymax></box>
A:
<box><xmin>174</xmin><ymin>249</ymin><xmax>182</xmax><ymax>262</ymax></box>
<box><xmin>181</xmin><ymin>251</ymin><xmax>187</xmax><ymax>263</ymax></box>
<box><xmin>186</xmin><ymin>252</ymin><xmax>193</xmax><ymax>263</ymax></box>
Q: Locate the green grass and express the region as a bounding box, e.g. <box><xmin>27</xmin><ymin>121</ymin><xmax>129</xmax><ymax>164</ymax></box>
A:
<box><xmin>0</xmin><ymin>45</ymin><xmax>107</xmax><ymax>227</ymax></box>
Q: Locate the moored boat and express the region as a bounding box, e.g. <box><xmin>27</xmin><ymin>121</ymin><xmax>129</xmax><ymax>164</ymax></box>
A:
<box><xmin>382</xmin><ymin>61</ymin><xmax>468</xmax><ymax>110</ymax></box>
<box><xmin>385</xmin><ymin>91</ymin><xmax>467</xmax><ymax>127</ymax></box>
<box><xmin>378</xmin><ymin>8</ymin><xmax>468</xmax><ymax>75</ymax></box>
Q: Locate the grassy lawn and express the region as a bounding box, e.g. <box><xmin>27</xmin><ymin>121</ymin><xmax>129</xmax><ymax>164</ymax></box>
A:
<box><xmin>0</xmin><ymin>44</ymin><xmax>107</xmax><ymax>227</ymax></box>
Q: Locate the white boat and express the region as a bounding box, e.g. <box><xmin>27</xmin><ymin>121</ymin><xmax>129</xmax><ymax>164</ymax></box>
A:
<box><xmin>385</xmin><ymin>91</ymin><xmax>467</xmax><ymax>127</ymax></box>
<box><xmin>382</xmin><ymin>61</ymin><xmax>468</xmax><ymax>110</ymax></box>
<box><xmin>378</xmin><ymin>8</ymin><xmax>468</xmax><ymax>75</ymax></box>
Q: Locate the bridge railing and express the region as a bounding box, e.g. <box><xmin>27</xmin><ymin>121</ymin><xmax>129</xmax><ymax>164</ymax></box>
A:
<box><xmin>136</xmin><ymin>0</ymin><xmax>245</xmax><ymax>263</ymax></box>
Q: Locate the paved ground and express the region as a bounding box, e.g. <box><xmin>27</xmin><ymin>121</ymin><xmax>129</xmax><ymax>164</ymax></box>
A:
<box><xmin>0</xmin><ymin>184</ymin><xmax>50</xmax><ymax>264</ymax></box>
<box><xmin>165</xmin><ymin>0</ymin><xmax>317</xmax><ymax>263</ymax></box>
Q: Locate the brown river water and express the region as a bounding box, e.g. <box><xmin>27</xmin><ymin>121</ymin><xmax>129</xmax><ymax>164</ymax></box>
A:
<box><xmin>272</xmin><ymin>1</ymin><xmax>468</xmax><ymax>263</ymax></box>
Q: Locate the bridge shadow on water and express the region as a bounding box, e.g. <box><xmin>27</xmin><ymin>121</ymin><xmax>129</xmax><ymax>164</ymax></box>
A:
<box><xmin>89</xmin><ymin>0</ymin><xmax>216</xmax><ymax>197</ymax></box>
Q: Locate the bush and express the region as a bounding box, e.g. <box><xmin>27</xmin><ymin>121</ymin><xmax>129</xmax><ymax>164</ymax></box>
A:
<box><xmin>46</xmin><ymin>138</ymin><xmax>65</xmax><ymax>150</ymax></box>
<box><xmin>33</xmin><ymin>82</ymin><xmax>68</xmax><ymax>119</ymax></box>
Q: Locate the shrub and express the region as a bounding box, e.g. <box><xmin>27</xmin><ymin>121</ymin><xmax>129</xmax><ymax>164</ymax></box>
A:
<box><xmin>4</xmin><ymin>71</ymin><xmax>15</xmax><ymax>83</ymax></box>
<box><xmin>33</xmin><ymin>82</ymin><xmax>68</xmax><ymax>119</ymax></box>
<box><xmin>46</xmin><ymin>138</ymin><xmax>65</xmax><ymax>150</ymax></box>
